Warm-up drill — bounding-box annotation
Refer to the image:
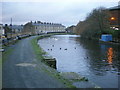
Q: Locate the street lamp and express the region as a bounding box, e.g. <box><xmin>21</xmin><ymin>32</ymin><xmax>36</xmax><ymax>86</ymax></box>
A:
<box><xmin>110</xmin><ymin>17</ymin><xmax>115</xmax><ymax>21</ymax></box>
<box><xmin>10</xmin><ymin>18</ymin><xmax>12</xmax><ymax>38</ymax></box>
<box><xmin>10</xmin><ymin>24</ymin><xmax>12</xmax><ymax>38</ymax></box>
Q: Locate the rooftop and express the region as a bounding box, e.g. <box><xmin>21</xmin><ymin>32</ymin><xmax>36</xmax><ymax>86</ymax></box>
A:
<box><xmin>11</xmin><ymin>25</ymin><xmax>23</xmax><ymax>29</ymax></box>
<box><xmin>108</xmin><ymin>5</ymin><xmax>120</xmax><ymax>10</ymax></box>
<box><xmin>32</xmin><ymin>22</ymin><xmax>65</xmax><ymax>27</ymax></box>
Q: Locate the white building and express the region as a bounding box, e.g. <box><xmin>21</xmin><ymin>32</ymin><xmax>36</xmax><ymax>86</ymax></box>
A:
<box><xmin>32</xmin><ymin>21</ymin><xmax>66</xmax><ymax>34</ymax></box>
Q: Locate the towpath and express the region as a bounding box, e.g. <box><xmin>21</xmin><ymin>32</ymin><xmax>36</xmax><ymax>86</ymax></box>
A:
<box><xmin>2</xmin><ymin>36</ymin><xmax>66</xmax><ymax>88</ymax></box>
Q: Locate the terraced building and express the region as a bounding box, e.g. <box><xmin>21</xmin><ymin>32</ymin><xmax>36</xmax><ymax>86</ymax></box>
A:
<box><xmin>24</xmin><ymin>21</ymin><xmax>66</xmax><ymax>35</ymax></box>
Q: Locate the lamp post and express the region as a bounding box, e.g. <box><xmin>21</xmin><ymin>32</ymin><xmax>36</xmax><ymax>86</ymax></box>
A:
<box><xmin>10</xmin><ymin>18</ymin><xmax>12</xmax><ymax>39</ymax></box>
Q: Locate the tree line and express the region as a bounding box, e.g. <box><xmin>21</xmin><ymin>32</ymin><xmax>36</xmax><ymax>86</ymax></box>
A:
<box><xmin>75</xmin><ymin>7</ymin><xmax>120</xmax><ymax>42</ymax></box>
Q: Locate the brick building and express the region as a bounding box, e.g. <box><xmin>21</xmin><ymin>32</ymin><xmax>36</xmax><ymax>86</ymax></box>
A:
<box><xmin>108</xmin><ymin>5</ymin><xmax>120</xmax><ymax>30</ymax></box>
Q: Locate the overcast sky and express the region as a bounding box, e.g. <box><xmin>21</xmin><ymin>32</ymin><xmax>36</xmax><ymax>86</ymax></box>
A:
<box><xmin>1</xmin><ymin>0</ymin><xmax>119</xmax><ymax>27</ymax></box>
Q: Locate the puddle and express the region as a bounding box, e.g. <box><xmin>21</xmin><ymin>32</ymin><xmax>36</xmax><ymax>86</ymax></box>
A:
<box><xmin>15</xmin><ymin>63</ymin><xmax>36</xmax><ymax>67</ymax></box>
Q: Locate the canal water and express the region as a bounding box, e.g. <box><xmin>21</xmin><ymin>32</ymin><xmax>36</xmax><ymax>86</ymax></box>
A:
<box><xmin>38</xmin><ymin>35</ymin><xmax>120</xmax><ymax>88</ymax></box>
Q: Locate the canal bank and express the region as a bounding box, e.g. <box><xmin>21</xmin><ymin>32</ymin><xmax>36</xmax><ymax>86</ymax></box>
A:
<box><xmin>34</xmin><ymin>34</ymin><xmax>101</xmax><ymax>88</ymax></box>
<box><xmin>31</xmin><ymin>34</ymin><xmax>76</xmax><ymax>88</ymax></box>
<box><xmin>80</xmin><ymin>36</ymin><xmax>120</xmax><ymax>46</ymax></box>
<box><xmin>38</xmin><ymin>35</ymin><xmax>119</xmax><ymax>88</ymax></box>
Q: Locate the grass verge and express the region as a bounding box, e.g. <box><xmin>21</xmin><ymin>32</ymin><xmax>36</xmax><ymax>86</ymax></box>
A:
<box><xmin>31</xmin><ymin>34</ymin><xmax>76</xmax><ymax>88</ymax></box>
<box><xmin>2</xmin><ymin>46</ymin><xmax>14</xmax><ymax>63</ymax></box>
<box><xmin>31</xmin><ymin>35</ymin><xmax>49</xmax><ymax>61</ymax></box>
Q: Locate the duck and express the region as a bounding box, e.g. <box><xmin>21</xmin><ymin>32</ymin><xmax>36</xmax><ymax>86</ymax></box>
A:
<box><xmin>52</xmin><ymin>45</ymin><xmax>54</xmax><ymax>47</ymax></box>
<box><xmin>64</xmin><ymin>48</ymin><xmax>67</xmax><ymax>50</ymax></box>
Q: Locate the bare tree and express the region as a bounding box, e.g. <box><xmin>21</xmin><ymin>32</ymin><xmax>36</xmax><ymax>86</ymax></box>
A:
<box><xmin>75</xmin><ymin>7</ymin><xmax>110</xmax><ymax>39</ymax></box>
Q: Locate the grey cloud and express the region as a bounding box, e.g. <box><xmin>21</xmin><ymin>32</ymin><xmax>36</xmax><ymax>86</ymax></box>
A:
<box><xmin>2</xmin><ymin>1</ymin><xmax>118</xmax><ymax>26</ymax></box>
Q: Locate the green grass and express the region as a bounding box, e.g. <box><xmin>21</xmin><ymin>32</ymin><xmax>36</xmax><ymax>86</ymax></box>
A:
<box><xmin>31</xmin><ymin>36</ymin><xmax>47</xmax><ymax>61</ymax></box>
<box><xmin>2</xmin><ymin>39</ymin><xmax>19</xmax><ymax>63</ymax></box>
<box><xmin>31</xmin><ymin>35</ymin><xmax>76</xmax><ymax>88</ymax></box>
<box><xmin>2</xmin><ymin>46</ymin><xmax>14</xmax><ymax>63</ymax></box>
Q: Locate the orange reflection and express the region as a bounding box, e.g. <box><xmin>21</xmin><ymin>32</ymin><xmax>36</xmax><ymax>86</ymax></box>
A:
<box><xmin>107</xmin><ymin>48</ymin><xmax>113</xmax><ymax>64</ymax></box>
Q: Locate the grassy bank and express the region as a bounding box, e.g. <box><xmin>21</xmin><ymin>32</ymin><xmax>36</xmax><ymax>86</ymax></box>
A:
<box><xmin>31</xmin><ymin>35</ymin><xmax>52</xmax><ymax>62</ymax></box>
<box><xmin>31</xmin><ymin>34</ymin><xmax>76</xmax><ymax>88</ymax></box>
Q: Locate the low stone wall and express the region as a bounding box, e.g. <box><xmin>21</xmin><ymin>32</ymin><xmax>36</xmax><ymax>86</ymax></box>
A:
<box><xmin>2</xmin><ymin>35</ymin><xmax>31</xmax><ymax>47</ymax></box>
<box><xmin>42</xmin><ymin>54</ymin><xmax>56</xmax><ymax>69</ymax></box>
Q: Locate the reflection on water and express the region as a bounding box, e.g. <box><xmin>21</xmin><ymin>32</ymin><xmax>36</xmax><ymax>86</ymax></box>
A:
<box><xmin>38</xmin><ymin>35</ymin><xmax>120</xmax><ymax>88</ymax></box>
<box><xmin>107</xmin><ymin>48</ymin><xmax>113</xmax><ymax>64</ymax></box>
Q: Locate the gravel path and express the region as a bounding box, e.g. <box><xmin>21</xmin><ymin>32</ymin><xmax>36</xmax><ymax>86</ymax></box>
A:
<box><xmin>2</xmin><ymin>36</ymin><xmax>66</xmax><ymax>88</ymax></box>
